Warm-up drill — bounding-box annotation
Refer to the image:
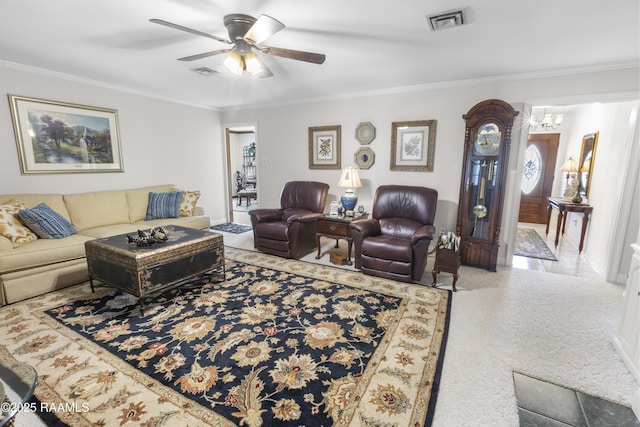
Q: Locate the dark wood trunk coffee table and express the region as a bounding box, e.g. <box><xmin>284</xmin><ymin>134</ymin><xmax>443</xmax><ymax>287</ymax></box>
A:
<box><xmin>85</xmin><ymin>225</ymin><xmax>224</xmax><ymax>303</ymax></box>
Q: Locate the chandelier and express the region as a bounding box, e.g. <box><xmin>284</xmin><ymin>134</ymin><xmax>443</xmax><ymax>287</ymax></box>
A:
<box><xmin>529</xmin><ymin>112</ymin><xmax>564</xmax><ymax>131</ymax></box>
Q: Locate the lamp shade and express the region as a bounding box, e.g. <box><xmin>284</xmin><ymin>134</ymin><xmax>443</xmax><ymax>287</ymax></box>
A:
<box><xmin>337</xmin><ymin>166</ymin><xmax>362</xmax><ymax>189</ymax></box>
<box><xmin>560</xmin><ymin>157</ymin><xmax>577</xmax><ymax>172</ymax></box>
<box><xmin>243</xmin><ymin>51</ymin><xmax>264</xmax><ymax>75</ymax></box>
<box><xmin>224</xmin><ymin>49</ymin><xmax>244</xmax><ymax>76</ymax></box>
<box><xmin>337</xmin><ymin>166</ymin><xmax>362</xmax><ymax>211</ymax></box>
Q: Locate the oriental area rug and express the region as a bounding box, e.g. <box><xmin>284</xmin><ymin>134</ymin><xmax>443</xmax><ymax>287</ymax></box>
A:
<box><xmin>514</xmin><ymin>227</ymin><xmax>558</xmax><ymax>261</ymax></box>
<box><xmin>0</xmin><ymin>248</ymin><xmax>450</xmax><ymax>427</ymax></box>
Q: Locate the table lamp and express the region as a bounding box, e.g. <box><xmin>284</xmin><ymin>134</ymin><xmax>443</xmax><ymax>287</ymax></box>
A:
<box><xmin>337</xmin><ymin>166</ymin><xmax>362</xmax><ymax>211</ymax></box>
<box><xmin>560</xmin><ymin>157</ymin><xmax>578</xmax><ymax>201</ymax></box>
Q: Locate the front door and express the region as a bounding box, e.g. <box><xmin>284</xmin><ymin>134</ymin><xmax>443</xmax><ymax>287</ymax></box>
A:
<box><xmin>518</xmin><ymin>133</ymin><xmax>559</xmax><ymax>223</ymax></box>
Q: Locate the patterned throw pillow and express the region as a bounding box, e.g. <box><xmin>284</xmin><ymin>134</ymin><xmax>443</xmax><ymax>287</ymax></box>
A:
<box><xmin>0</xmin><ymin>200</ymin><xmax>38</xmax><ymax>248</ymax></box>
<box><xmin>19</xmin><ymin>203</ymin><xmax>77</xmax><ymax>239</ymax></box>
<box><xmin>145</xmin><ymin>191</ymin><xmax>184</xmax><ymax>220</ymax></box>
<box><xmin>179</xmin><ymin>190</ymin><xmax>201</xmax><ymax>217</ymax></box>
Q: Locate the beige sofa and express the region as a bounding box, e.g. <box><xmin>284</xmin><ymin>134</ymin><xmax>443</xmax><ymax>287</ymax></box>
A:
<box><xmin>0</xmin><ymin>184</ymin><xmax>211</xmax><ymax>305</ymax></box>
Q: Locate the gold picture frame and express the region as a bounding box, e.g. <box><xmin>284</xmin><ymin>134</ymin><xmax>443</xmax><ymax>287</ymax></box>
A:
<box><xmin>578</xmin><ymin>131</ymin><xmax>599</xmax><ymax>197</ymax></box>
<box><xmin>308</xmin><ymin>125</ymin><xmax>341</xmax><ymax>170</ymax></box>
<box><xmin>8</xmin><ymin>95</ymin><xmax>123</xmax><ymax>174</ymax></box>
<box><xmin>390</xmin><ymin>120</ymin><xmax>437</xmax><ymax>171</ymax></box>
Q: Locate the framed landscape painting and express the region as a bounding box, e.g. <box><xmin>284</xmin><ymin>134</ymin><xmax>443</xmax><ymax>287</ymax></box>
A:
<box><xmin>308</xmin><ymin>125</ymin><xmax>341</xmax><ymax>170</ymax></box>
<box><xmin>390</xmin><ymin>120</ymin><xmax>437</xmax><ymax>172</ymax></box>
<box><xmin>8</xmin><ymin>95</ymin><xmax>123</xmax><ymax>174</ymax></box>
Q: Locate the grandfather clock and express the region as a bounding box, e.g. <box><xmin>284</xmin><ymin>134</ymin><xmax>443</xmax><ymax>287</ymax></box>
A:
<box><xmin>456</xmin><ymin>99</ymin><xmax>519</xmax><ymax>271</ymax></box>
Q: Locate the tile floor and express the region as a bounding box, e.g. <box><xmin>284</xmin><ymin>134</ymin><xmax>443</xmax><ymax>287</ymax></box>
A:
<box><xmin>512</xmin><ymin>221</ymin><xmax>602</xmax><ymax>280</ymax></box>
<box><xmin>512</xmin><ymin>223</ymin><xmax>638</xmax><ymax>426</ymax></box>
<box><xmin>514</xmin><ymin>372</ymin><xmax>640</xmax><ymax>426</ymax></box>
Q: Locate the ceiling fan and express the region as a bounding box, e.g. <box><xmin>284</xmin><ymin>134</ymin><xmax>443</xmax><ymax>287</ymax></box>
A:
<box><xmin>150</xmin><ymin>14</ymin><xmax>326</xmax><ymax>78</ymax></box>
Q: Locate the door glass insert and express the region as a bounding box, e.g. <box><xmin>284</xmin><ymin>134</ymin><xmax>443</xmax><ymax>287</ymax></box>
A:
<box><xmin>521</xmin><ymin>145</ymin><xmax>542</xmax><ymax>195</ymax></box>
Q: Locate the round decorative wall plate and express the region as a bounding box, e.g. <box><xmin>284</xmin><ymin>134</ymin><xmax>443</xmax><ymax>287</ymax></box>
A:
<box><xmin>354</xmin><ymin>147</ymin><xmax>375</xmax><ymax>169</ymax></box>
<box><xmin>355</xmin><ymin>122</ymin><xmax>376</xmax><ymax>145</ymax></box>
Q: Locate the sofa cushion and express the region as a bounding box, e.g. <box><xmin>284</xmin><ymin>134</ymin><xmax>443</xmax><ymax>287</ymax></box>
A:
<box><xmin>145</xmin><ymin>191</ymin><xmax>183</xmax><ymax>220</ymax></box>
<box><xmin>179</xmin><ymin>190</ymin><xmax>201</xmax><ymax>217</ymax></box>
<box><xmin>136</xmin><ymin>215</ymin><xmax>210</xmax><ymax>230</ymax></box>
<box><xmin>125</xmin><ymin>184</ymin><xmax>177</xmax><ymax>223</ymax></box>
<box><xmin>19</xmin><ymin>203</ymin><xmax>77</xmax><ymax>239</ymax></box>
<box><xmin>0</xmin><ymin>200</ymin><xmax>38</xmax><ymax>248</ymax></box>
<box><xmin>77</xmin><ymin>224</ymin><xmax>146</xmax><ymax>239</ymax></box>
<box><xmin>0</xmin><ymin>234</ymin><xmax>91</xmax><ymax>273</ymax></box>
<box><xmin>64</xmin><ymin>190</ymin><xmax>130</xmax><ymax>231</ymax></box>
<box><xmin>0</xmin><ymin>236</ymin><xmax>12</xmax><ymax>251</ymax></box>
<box><xmin>0</xmin><ymin>194</ymin><xmax>70</xmax><ymax>220</ymax></box>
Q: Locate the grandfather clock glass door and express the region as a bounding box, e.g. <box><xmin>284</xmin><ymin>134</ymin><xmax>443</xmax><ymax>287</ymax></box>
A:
<box><xmin>466</xmin><ymin>158</ymin><xmax>499</xmax><ymax>240</ymax></box>
<box><xmin>457</xmin><ymin>99</ymin><xmax>519</xmax><ymax>271</ymax></box>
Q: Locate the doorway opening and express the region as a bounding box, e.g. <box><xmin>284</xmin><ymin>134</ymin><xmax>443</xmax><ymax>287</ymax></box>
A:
<box><xmin>510</xmin><ymin>97</ymin><xmax>640</xmax><ymax>283</ymax></box>
<box><xmin>225</xmin><ymin>125</ymin><xmax>257</xmax><ymax>226</ymax></box>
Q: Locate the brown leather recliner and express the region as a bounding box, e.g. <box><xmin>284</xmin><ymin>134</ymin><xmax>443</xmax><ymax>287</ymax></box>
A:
<box><xmin>350</xmin><ymin>185</ymin><xmax>438</xmax><ymax>282</ymax></box>
<box><xmin>249</xmin><ymin>181</ymin><xmax>329</xmax><ymax>259</ymax></box>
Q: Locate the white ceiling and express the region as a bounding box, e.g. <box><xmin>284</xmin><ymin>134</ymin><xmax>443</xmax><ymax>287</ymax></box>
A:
<box><xmin>1</xmin><ymin>0</ymin><xmax>638</xmax><ymax>110</ymax></box>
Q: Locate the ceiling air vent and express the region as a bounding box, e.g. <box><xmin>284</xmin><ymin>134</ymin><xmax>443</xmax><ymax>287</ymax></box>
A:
<box><xmin>192</xmin><ymin>67</ymin><xmax>217</xmax><ymax>76</ymax></box>
<box><xmin>427</xmin><ymin>9</ymin><xmax>465</xmax><ymax>31</ymax></box>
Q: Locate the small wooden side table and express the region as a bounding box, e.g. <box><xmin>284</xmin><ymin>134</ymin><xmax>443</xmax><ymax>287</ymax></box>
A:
<box><xmin>545</xmin><ymin>197</ymin><xmax>593</xmax><ymax>253</ymax></box>
<box><xmin>316</xmin><ymin>213</ymin><xmax>368</xmax><ymax>265</ymax></box>
<box><xmin>432</xmin><ymin>248</ymin><xmax>461</xmax><ymax>292</ymax></box>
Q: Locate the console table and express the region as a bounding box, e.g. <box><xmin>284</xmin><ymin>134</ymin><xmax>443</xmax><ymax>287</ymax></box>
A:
<box><xmin>545</xmin><ymin>197</ymin><xmax>593</xmax><ymax>253</ymax></box>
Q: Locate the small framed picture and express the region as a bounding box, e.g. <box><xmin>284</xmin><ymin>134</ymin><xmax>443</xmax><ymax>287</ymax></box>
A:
<box><xmin>308</xmin><ymin>125</ymin><xmax>341</xmax><ymax>170</ymax></box>
<box><xmin>390</xmin><ymin>120</ymin><xmax>437</xmax><ymax>172</ymax></box>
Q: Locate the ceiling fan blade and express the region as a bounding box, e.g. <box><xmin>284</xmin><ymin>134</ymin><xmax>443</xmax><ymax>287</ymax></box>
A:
<box><xmin>177</xmin><ymin>49</ymin><xmax>231</xmax><ymax>61</ymax></box>
<box><xmin>244</xmin><ymin>14</ymin><xmax>284</xmax><ymax>45</ymax></box>
<box><xmin>150</xmin><ymin>19</ymin><xmax>231</xmax><ymax>44</ymax></box>
<box><xmin>256</xmin><ymin>62</ymin><xmax>273</xmax><ymax>79</ymax></box>
<box><xmin>262</xmin><ymin>46</ymin><xmax>326</xmax><ymax>64</ymax></box>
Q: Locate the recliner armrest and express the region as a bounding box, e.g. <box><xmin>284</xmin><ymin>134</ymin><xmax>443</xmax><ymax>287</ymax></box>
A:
<box><xmin>411</xmin><ymin>224</ymin><xmax>436</xmax><ymax>244</ymax></box>
<box><xmin>249</xmin><ymin>209</ymin><xmax>284</xmax><ymax>223</ymax></box>
<box><xmin>286</xmin><ymin>212</ymin><xmax>322</xmax><ymax>224</ymax></box>
<box><xmin>350</xmin><ymin>218</ymin><xmax>381</xmax><ymax>238</ymax></box>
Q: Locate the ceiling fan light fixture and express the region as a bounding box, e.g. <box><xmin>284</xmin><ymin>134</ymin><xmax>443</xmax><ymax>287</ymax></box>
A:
<box><xmin>427</xmin><ymin>9</ymin><xmax>465</xmax><ymax>31</ymax></box>
<box><xmin>152</xmin><ymin>13</ymin><xmax>325</xmax><ymax>78</ymax></box>
<box><xmin>224</xmin><ymin>50</ymin><xmax>244</xmax><ymax>76</ymax></box>
<box><xmin>244</xmin><ymin>51</ymin><xmax>264</xmax><ymax>75</ymax></box>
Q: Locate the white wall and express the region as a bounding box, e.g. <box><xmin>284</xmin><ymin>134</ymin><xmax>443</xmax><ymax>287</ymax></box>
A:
<box><xmin>2</xmin><ymin>64</ymin><xmax>637</xmax><ymax>277</ymax></box>
<box><xmin>222</xmin><ymin>67</ymin><xmax>640</xmax><ymax>273</ymax></box>
<box><xmin>0</xmin><ymin>66</ymin><xmax>226</xmax><ymax>223</ymax></box>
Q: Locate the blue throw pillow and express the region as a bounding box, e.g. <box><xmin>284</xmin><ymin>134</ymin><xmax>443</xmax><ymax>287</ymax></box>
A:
<box><xmin>145</xmin><ymin>191</ymin><xmax>183</xmax><ymax>220</ymax></box>
<box><xmin>19</xmin><ymin>203</ymin><xmax>77</xmax><ymax>239</ymax></box>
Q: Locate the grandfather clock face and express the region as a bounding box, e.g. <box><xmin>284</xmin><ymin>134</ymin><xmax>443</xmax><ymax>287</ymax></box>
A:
<box><xmin>473</xmin><ymin>123</ymin><xmax>501</xmax><ymax>156</ymax></box>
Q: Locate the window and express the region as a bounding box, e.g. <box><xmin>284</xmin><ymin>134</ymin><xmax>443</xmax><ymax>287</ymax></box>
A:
<box><xmin>521</xmin><ymin>145</ymin><xmax>542</xmax><ymax>194</ymax></box>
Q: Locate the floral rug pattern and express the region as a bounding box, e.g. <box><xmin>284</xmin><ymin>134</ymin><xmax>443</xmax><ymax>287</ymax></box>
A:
<box><xmin>0</xmin><ymin>248</ymin><xmax>450</xmax><ymax>427</ymax></box>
